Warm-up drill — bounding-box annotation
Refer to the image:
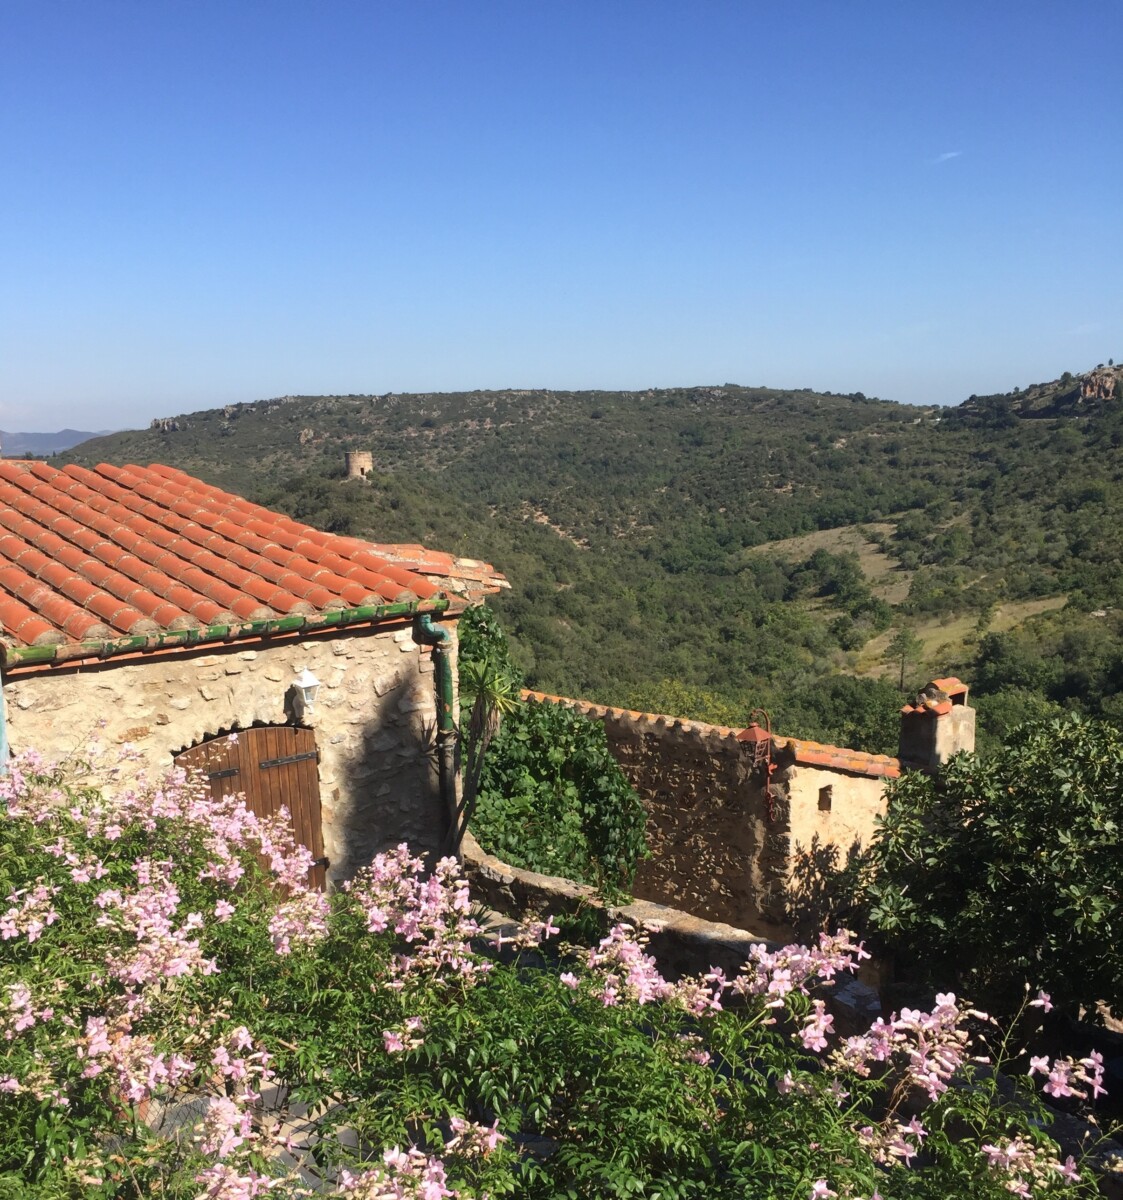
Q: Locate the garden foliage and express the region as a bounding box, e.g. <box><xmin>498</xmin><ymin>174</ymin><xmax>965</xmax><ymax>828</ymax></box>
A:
<box><xmin>0</xmin><ymin>748</ymin><xmax>1113</xmax><ymax>1198</ymax></box>
<box><xmin>458</xmin><ymin>606</ymin><xmax>649</xmax><ymax>892</ymax></box>
<box><xmin>857</xmin><ymin>715</ymin><xmax>1122</xmax><ymax>1022</ymax></box>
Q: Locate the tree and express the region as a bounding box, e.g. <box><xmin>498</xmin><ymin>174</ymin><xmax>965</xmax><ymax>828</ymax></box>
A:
<box><xmin>858</xmin><ymin>714</ymin><xmax>1123</xmax><ymax>1022</ymax></box>
<box><xmin>885</xmin><ymin>627</ymin><xmax>923</xmax><ymax>690</ymax></box>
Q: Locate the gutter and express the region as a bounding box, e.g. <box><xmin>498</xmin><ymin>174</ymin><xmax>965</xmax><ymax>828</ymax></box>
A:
<box><xmin>2</xmin><ymin>598</ymin><xmax>455</xmax><ymax>672</ymax></box>
<box><xmin>412</xmin><ymin>613</ymin><xmax>461</xmax><ymax>854</ymax></box>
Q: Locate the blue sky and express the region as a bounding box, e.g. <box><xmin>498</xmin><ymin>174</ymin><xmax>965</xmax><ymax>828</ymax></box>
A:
<box><xmin>1</xmin><ymin>2</ymin><xmax>1120</xmax><ymax>429</ymax></box>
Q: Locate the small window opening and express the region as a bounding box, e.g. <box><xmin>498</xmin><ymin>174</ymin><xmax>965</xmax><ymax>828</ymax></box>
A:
<box><xmin>818</xmin><ymin>785</ymin><xmax>833</xmax><ymax>812</ymax></box>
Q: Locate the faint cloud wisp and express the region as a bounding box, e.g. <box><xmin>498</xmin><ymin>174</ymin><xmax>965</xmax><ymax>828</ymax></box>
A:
<box><xmin>932</xmin><ymin>150</ymin><xmax>962</xmax><ymax>164</ymax></box>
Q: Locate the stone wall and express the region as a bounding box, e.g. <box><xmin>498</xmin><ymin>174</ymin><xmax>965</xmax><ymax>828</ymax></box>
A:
<box><xmin>522</xmin><ymin>695</ymin><xmax>789</xmax><ymax>933</ymax></box>
<box><xmin>522</xmin><ymin>693</ymin><xmax>890</xmax><ymax>936</ymax></box>
<box><xmin>4</xmin><ymin>618</ymin><xmax>458</xmax><ymax>882</ymax></box>
<box><xmin>782</xmin><ymin>763</ymin><xmax>888</xmax><ymax>869</ymax></box>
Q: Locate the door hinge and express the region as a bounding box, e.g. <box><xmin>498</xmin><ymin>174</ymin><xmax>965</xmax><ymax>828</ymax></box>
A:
<box><xmin>259</xmin><ymin>750</ymin><xmax>320</xmax><ymax>770</ymax></box>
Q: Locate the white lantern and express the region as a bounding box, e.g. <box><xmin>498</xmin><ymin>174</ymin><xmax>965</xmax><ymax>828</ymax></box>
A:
<box><xmin>292</xmin><ymin>667</ymin><xmax>321</xmax><ymax>716</ymax></box>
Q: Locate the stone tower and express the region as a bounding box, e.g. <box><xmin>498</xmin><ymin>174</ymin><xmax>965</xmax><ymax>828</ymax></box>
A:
<box><xmin>345</xmin><ymin>451</ymin><xmax>374</xmax><ymax>480</ymax></box>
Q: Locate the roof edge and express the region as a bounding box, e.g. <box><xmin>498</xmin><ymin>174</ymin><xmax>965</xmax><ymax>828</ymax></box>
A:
<box><xmin>773</xmin><ymin>736</ymin><xmax>901</xmax><ymax>780</ymax></box>
<box><xmin>522</xmin><ymin>690</ymin><xmax>743</xmax><ymax>739</ymax></box>
<box><xmin>2</xmin><ymin>596</ymin><xmax>460</xmax><ymax>671</ymax></box>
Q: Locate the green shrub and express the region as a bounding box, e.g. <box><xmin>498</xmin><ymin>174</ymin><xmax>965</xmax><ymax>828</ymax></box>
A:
<box><xmin>1</xmin><ymin>749</ymin><xmax>1109</xmax><ymax>1198</ymax></box>
<box><xmin>858</xmin><ymin>714</ymin><xmax>1123</xmax><ymax>1022</ymax></box>
<box><xmin>459</xmin><ymin>606</ymin><xmax>649</xmax><ymax>892</ymax></box>
<box><xmin>471</xmin><ymin>699</ymin><xmax>649</xmax><ymax>892</ymax></box>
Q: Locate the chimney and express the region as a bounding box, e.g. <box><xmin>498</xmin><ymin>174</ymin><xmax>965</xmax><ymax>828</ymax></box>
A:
<box><xmin>898</xmin><ymin>677</ymin><xmax>975</xmax><ymax>773</ymax></box>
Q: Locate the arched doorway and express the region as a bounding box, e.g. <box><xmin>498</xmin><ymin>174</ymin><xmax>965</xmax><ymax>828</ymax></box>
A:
<box><xmin>175</xmin><ymin>726</ymin><xmax>327</xmax><ymax>890</ymax></box>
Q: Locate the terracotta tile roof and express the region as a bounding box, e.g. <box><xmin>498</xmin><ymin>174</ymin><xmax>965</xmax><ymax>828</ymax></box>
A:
<box><xmin>772</xmin><ymin>736</ymin><xmax>901</xmax><ymax>780</ymax></box>
<box><xmin>524</xmin><ymin>690</ymin><xmax>901</xmax><ymax>777</ymax></box>
<box><xmin>0</xmin><ymin>461</ymin><xmax>464</xmax><ymax>653</ymax></box>
<box><xmin>349</xmin><ymin>541</ymin><xmax>509</xmax><ymax>596</ymax></box>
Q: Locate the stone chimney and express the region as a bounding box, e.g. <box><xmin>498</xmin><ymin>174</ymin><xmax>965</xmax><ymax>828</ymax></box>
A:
<box><xmin>898</xmin><ymin>677</ymin><xmax>975</xmax><ymax>773</ymax></box>
<box><xmin>345</xmin><ymin>451</ymin><xmax>374</xmax><ymax>480</ymax></box>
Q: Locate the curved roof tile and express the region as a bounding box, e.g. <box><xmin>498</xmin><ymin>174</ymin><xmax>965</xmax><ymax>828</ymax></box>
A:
<box><xmin>0</xmin><ymin>461</ymin><xmax>479</xmax><ymax>652</ymax></box>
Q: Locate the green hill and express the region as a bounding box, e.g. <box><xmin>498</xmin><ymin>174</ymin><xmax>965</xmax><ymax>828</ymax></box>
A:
<box><xmin>61</xmin><ymin>367</ymin><xmax>1123</xmax><ymax>753</ymax></box>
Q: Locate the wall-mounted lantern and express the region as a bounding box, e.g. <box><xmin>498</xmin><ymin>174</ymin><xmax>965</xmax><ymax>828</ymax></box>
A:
<box><xmin>291</xmin><ymin>668</ymin><xmax>321</xmax><ymax>719</ymax></box>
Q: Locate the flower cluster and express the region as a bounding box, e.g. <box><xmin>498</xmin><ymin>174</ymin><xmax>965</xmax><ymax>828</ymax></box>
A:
<box><xmin>344</xmin><ymin>847</ymin><xmax>488</xmax><ymax>986</ymax></box>
<box><xmin>1029</xmin><ymin>1050</ymin><xmax>1106</xmax><ymax>1102</ymax></box>
<box><xmin>730</xmin><ymin>930</ymin><xmax>871</xmax><ymax>1007</ymax></box>
<box><xmin>832</xmin><ymin>992</ymin><xmax>968</xmax><ymax>1100</ymax></box>
<box><xmin>338</xmin><ymin>1147</ymin><xmax>456</xmax><ymax>1199</ymax></box>
<box><xmin>0</xmin><ymin>880</ymin><xmax>60</xmax><ymax>942</ymax></box>
<box><xmin>980</xmin><ymin>1136</ymin><xmax>1081</xmax><ymax>1197</ymax></box>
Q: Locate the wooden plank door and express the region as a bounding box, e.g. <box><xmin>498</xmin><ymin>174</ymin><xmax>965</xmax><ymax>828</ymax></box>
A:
<box><xmin>176</xmin><ymin>727</ymin><xmax>327</xmax><ymax>890</ymax></box>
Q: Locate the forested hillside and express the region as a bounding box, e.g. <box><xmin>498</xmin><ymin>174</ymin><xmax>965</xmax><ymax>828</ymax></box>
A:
<box><xmin>63</xmin><ymin>367</ymin><xmax>1123</xmax><ymax>753</ymax></box>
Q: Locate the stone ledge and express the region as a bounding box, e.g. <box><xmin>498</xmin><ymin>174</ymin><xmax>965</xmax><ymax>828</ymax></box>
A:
<box><xmin>460</xmin><ymin>831</ymin><xmax>880</xmax><ymax>1036</ymax></box>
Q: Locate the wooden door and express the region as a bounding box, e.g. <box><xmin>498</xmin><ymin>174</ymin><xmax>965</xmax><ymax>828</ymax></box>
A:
<box><xmin>176</xmin><ymin>727</ymin><xmax>327</xmax><ymax>890</ymax></box>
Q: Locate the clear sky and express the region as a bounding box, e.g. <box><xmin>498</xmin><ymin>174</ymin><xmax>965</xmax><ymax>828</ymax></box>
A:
<box><xmin>1</xmin><ymin>2</ymin><xmax>1120</xmax><ymax>430</ymax></box>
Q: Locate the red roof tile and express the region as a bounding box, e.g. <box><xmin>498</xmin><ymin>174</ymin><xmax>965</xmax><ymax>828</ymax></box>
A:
<box><xmin>773</xmin><ymin>736</ymin><xmax>901</xmax><ymax>780</ymax></box>
<box><xmin>523</xmin><ymin>691</ymin><xmax>900</xmax><ymax>779</ymax></box>
<box><xmin>0</xmin><ymin>461</ymin><xmax>483</xmax><ymax>653</ymax></box>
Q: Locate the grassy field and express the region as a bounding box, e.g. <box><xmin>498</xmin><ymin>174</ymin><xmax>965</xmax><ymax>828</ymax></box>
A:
<box><xmin>743</xmin><ymin>521</ymin><xmax>913</xmax><ymax>603</ymax></box>
<box><xmin>857</xmin><ymin>596</ymin><xmax>1069</xmax><ymax>681</ymax></box>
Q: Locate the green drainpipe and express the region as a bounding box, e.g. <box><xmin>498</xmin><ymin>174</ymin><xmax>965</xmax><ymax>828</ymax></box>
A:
<box><xmin>413</xmin><ymin>614</ymin><xmax>461</xmax><ymax>851</ymax></box>
<box><xmin>0</xmin><ymin>669</ymin><xmax>7</xmax><ymax>777</ymax></box>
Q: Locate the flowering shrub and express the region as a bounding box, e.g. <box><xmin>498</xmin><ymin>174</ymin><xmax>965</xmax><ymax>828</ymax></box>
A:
<box><xmin>0</xmin><ymin>748</ymin><xmax>1114</xmax><ymax>1198</ymax></box>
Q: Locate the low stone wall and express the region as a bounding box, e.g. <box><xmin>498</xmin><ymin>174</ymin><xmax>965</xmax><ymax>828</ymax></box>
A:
<box><xmin>522</xmin><ymin>693</ymin><xmax>791</xmax><ymax>932</ymax></box>
<box><xmin>461</xmin><ymin>831</ymin><xmax>881</xmax><ymax>1035</ymax></box>
<box><xmin>4</xmin><ymin>619</ymin><xmax>458</xmax><ymax>879</ymax></box>
<box><xmin>522</xmin><ymin>692</ymin><xmax>893</xmax><ymax>935</ymax></box>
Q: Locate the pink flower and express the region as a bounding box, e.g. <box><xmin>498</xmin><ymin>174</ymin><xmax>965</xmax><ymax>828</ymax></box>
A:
<box><xmin>1029</xmin><ymin>989</ymin><xmax>1053</xmax><ymax>1013</ymax></box>
<box><xmin>799</xmin><ymin>1000</ymin><xmax>834</xmax><ymax>1053</ymax></box>
<box><xmin>383</xmin><ymin>1030</ymin><xmax>405</xmax><ymax>1054</ymax></box>
<box><xmin>1058</xmin><ymin>1156</ymin><xmax>1080</xmax><ymax>1183</ymax></box>
<box><xmin>559</xmin><ymin>972</ymin><xmax>579</xmax><ymax>989</ymax></box>
<box><xmin>810</xmin><ymin>1181</ymin><xmax>837</xmax><ymax>1199</ymax></box>
<box><xmin>214</xmin><ymin>899</ymin><xmax>236</xmax><ymax>922</ymax></box>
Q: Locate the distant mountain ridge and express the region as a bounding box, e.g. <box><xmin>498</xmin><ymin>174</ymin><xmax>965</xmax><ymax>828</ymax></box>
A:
<box><xmin>1</xmin><ymin>429</ymin><xmax>111</xmax><ymax>456</ymax></box>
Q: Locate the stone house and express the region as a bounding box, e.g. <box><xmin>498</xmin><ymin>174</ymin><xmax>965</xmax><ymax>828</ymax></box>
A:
<box><xmin>522</xmin><ymin>679</ymin><xmax>974</xmax><ymax>936</ymax></box>
<box><xmin>0</xmin><ymin>460</ymin><xmax>505</xmax><ymax>885</ymax></box>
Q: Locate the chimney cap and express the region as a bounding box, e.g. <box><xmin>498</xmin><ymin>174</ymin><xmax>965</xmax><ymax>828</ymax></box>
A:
<box><xmin>901</xmin><ymin>677</ymin><xmax>970</xmax><ymax>716</ymax></box>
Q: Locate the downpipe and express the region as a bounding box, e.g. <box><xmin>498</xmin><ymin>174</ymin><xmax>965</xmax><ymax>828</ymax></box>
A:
<box><xmin>0</xmin><ymin>669</ymin><xmax>7</xmax><ymax>776</ymax></box>
<box><xmin>412</xmin><ymin>614</ymin><xmax>461</xmax><ymax>853</ymax></box>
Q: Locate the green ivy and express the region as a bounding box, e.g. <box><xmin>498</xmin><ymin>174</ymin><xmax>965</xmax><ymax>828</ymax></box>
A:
<box><xmin>472</xmin><ymin>700</ymin><xmax>649</xmax><ymax>892</ymax></box>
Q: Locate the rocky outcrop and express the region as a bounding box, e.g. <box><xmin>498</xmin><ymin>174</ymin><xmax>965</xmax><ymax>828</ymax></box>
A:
<box><xmin>1081</xmin><ymin>368</ymin><xmax>1120</xmax><ymax>402</ymax></box>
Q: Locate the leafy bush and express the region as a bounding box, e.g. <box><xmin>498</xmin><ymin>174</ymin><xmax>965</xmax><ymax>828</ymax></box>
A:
<box><xmin>459</xmin><ymin>606</ymin><xmax>649</xmax><ymax>892</ymax></box>
<box><xmin>0</xmin><ymin>748</ymin><xmax>1111</xmax><ymax>1198</ymax></box>
<box><xmin>857</xmin><ymin>715</ymin><xmax>1123</xmax><ymax>1022</ymax></box>
<box><xmin>471</xmin><ymin>699</ymin><xmax>649</xmax><ymax>891</ymax></box>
